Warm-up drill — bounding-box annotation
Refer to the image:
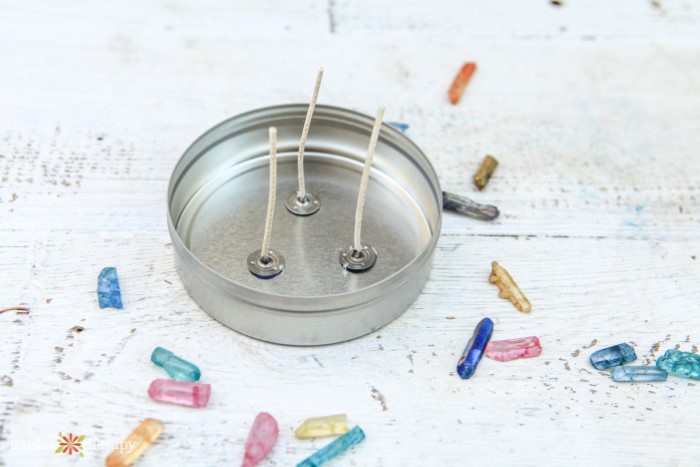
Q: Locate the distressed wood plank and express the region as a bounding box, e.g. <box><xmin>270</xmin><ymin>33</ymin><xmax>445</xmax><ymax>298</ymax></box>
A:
<box><xmin>1</xmin><ymin>1</ymin><xmax>699</xmax><ymax>466</ymax></box>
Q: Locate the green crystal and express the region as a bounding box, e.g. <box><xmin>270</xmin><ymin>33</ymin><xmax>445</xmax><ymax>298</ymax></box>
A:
<box><xmin>656</xmin><ymin>350</ymin><xmax>700</xmax><ymax>380</ymax></box>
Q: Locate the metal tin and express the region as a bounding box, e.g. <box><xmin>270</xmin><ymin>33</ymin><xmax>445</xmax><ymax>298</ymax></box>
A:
<box><xmin>167</xmin><ymin>104</ymin><xmax>442</xmax><ymax>345</ymax></box>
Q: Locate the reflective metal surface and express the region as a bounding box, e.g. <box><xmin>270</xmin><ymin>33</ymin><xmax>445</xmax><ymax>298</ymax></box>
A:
<box><xmin>167</xmin><ymin>104</ymin><xmax>442</xmax><ymax>345</ymax></box>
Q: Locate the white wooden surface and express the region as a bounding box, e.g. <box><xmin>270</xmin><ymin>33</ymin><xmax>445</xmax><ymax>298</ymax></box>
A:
<box><xmin>1</xmin><ymin>1</ymin><xmax>700</xmax><ymax>465</ymax></box>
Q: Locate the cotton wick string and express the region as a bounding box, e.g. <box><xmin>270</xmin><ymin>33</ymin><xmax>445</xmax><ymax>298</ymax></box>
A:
<box><xmin>353</xmin><ymin>106</ymin><xmax>385</xmax><ymax>252</ymax></box>
<box><xmin>261</xmin><ymin>127</ymin><xmax>277</xmax><ymax>260</ymax></box>
<box><xmin>297</xmin><ymin>67</ymin><xmax>324</xmax><ymax>201</ymax></box>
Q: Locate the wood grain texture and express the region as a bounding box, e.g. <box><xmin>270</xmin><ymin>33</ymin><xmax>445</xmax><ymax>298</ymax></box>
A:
<box><xmin>1</xmin><ymin>1</ymin><xmax>699</xmax><ymax>466</ymax></box>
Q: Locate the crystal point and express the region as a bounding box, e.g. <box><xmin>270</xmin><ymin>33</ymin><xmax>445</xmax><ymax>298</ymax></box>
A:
<box><xmin>388</xmin><ymin>121</ymin><xmax>409</xmax><ymax>133</ymax></box>
<box><xmin>97</xmin><ymin>267</ymin><xmax>123</xmax><ymax>309</ymax></box>
<box><xmin>489</xmin><ymin>261</ymin><xmax>531</xmax><ymax>313</ymax></box>
<box><xmin>474</xmin><ymin>155</ymin><xmax>499</xmax><ymax>190</ymax></box>
<box><xmin>442</xmin><ymin>191</ymin><xmax>499</xmax><ymax>221</ymax></box>
<box><xmin>148</xmin><ymin>379</ymin><xmax>210</xmax><ymax>407</ymax></box>
<box><xmin>295</xmin><ymin>414</ymin><xmax>349</xmax><ymax>439</ymax></box>
<box><xmin>297</xmin><ymin>426</ymin><xmax>365</xmax><ymax>467</ymax></box>
<box><xmin>656</xmin><ymin>349</ymin><xmax>700</xmax><ymax>380</ymax></box>
<box><xmin>242</xmin><ymin>412</ymin><xmax>279</xmax><ymax>467</ymax></box>
<box><xmin>611</xmin><ymin>366</ymin><xmax>667</xmax><ymax>382</ymax></box>
<box><xmin>456</xmin><ymin>318</ymin><xmax>493</xmax><ymax>379</ymax></box>
<box><xmin>485</xmin><ymin>336</ymin><xmax>541</xmax><ymax>362</ymax></box>
<box><xmin>448</xmin><ymin>62</ymin><xmax>477</xmax><ymax>104</ymax></box>
<box><xmin>589</xmin><ymin>343</ymin><xmax>637</xmax><ymax>370</ymax></box>
<box><xmin>105</xmin><ymin>418</ymin><xmax>163</xmax><ymax>467</ymax></box>
<box><xmin>151</xmin><ymin>346</ymin><xmax>201</xmax><ymax>382</ymax></box>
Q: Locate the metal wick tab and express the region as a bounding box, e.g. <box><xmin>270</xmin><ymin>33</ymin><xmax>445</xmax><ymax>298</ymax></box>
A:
<box><xmin>247</xmin><ymin>249</ymin><xmax>285</xmax><ymax>279</ymax></box>
<box><xmin>339</xmin><ymin>245</ymin><xmax>377</xmax><ymax>272</ymax></box>
<box><xmin>285</xmin><ymin>192</ymin><xmax>321</xmax><ymax>216</ymax></box>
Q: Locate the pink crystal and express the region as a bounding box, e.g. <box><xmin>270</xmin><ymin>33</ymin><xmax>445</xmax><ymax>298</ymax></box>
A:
<box><xmin>242</xmin><ymin>412</ymin><xmax>279</xmax><ymax>467</ymax></box>
<box><xmin>147</xmin><ymin>378</ymin><xmax>211</xmax><ymax>407</ymax></box>
<box><xmin>485</xmin><ymin>336</ymin><xmax>542</xmax><ymax>362</ymax></box>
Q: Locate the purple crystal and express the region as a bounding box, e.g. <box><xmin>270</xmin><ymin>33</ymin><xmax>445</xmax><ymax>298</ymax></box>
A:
<box><xmin>442</xmin><ymin>191</ymin><xmax>499</xmax><ymax>221</ymax></box>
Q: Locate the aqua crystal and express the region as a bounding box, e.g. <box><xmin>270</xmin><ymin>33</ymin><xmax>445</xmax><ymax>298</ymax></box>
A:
<box><xmin>611</xmin><ymin>366</ymin><xmax>667</xmax><ymax>382</ymax></box>
<box><xmin>589</xmin><ymin>343</ymin><xmax>636</xmax><ymax>370</ymax></box>
<box><xmin>151</xmin><ymin>347</ymin><xmax>201</xmax><ymax>382</ymax></box>
<box><xmin>656</xmin><ymin>350</ymin><xmax>700</xmax><ymax>380</ymax></box>
<box><xmin>297</xmin><ymin>426</ymin><xmax>365</xmax><ymax>467</ymax></box>
<box><xmin>97</xmin><ymin>267</ymin><xmax>123</xmax><ymax>309</ymax></box>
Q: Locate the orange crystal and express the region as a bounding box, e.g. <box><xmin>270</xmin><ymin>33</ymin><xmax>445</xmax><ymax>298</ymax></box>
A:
<box><xmin>448</xmin><ymin>62</ymin><xmax>477</xmax><ymax>104</ymax></box>
<box><xmin>105</xmin><ymin>418</ymin><xmax>163</xmax><ymax>467</ymax></box>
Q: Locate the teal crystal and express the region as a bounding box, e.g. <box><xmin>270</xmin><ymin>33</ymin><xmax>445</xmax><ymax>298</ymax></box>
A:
<box><xmin>151</xmin><ymin>347</ymin><xmax>201</xmax><ymax>382</ymax></box>
<box><xmin>589</xmin><ymin>343</ymin><xmax>636</xmax><ymax>370</ymax></box>
<box><xmin>611</xmin><ymin>366</ymin><xmax>667</xmax><ymax>382</ymax></box>
<box><xmin>297</xmin><ymin>426</ymin><xmax>365</xmax><ymax>467</ymax></box>
<box><xmin>656</xmin><ymin>349</ymin><xmax>700</xmax><ymax>380</ymax></box>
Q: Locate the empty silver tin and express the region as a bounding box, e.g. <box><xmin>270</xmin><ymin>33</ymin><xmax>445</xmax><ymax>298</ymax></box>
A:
<box><xmin>168</xmin><ymin>104</ymin><xmax>442</xmax><ymax>345</ymax></box>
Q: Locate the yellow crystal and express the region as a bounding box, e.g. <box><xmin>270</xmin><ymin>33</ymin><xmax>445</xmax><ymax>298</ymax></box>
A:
<box><xmin>473</xmin><ymin>155</ymin><xmax>498</xmax><ymax>190</ymax></box>
<box><xmin>489</xmin><ymin>261</ymin><xmax>532</xmax><ymax>313</ymax></box>
<box><xmin>106</xmin><ymin>418</ymin><xmax>164</xmax><ymax>467</ymax></box>
<box><xmin>294</xmin><ymin>414</ymin><xmax>350</xmax><ymax>439</ymax></box>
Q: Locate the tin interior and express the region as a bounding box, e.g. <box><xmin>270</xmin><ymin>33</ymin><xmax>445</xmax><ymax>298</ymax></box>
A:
<box><xmin>169</xmin><ymin>104</ymin><xmax>441</xmax><ymax>314</ymax></box>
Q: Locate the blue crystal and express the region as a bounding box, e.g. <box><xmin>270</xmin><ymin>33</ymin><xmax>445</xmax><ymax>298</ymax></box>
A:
<box><xmin>97</xmin><ymin>267</ymin><xmax>123</xmax><ymax>309</ymax></box>
<box><xmin>297</xmin><ymin>426</ymin><xmax>365</xmax><ymax>467</ymax></box>
<box><xmin>656</xmin><ymin>349</ymin><xmax>700</xmax><ymax>380</ymax></box>
<box><xmin>388</xmin><ymin>121</ymin><xmax>409</xmax><ymax>133</ymax></box>
<box><xmin>456</xmin><ymin>317</ymin><xmax>493</xmax><ymax>379</ymax></box>
<box><xmin>611</xmin><ymin>366</ymin><xmax>667</xmax><ymax>382</ymax></box>
<box><xmin>589</xmin><ymin>343</ymin><xmax>636</xmax><ymax>370</ymax></box>
<box><xmin>151</xmin><ymin>347</ymin><xmax>201</xmax><ymax>382</ymax></box>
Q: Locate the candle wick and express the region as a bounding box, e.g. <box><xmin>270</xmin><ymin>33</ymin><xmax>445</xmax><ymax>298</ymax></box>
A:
<box><xmin>261</xmin><ymin>127</ymin><xmax>278</xmax><ymax>258</ymax></box>
<box><xmin>297</xmin><ymin>67</ymin><xmax>324</xmax><ymax>201</ymax></box>
<box><xmin>353</xmin><ymin>106</ymin><xmax>384</xmax><ymax>252</ymax></box>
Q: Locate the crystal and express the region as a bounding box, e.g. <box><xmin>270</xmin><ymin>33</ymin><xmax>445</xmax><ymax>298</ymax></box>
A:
<box><xmin>442</xmin><ymin>191</ymin><xmax>499</xmax><ymax>221</ymax></box>
<box><xmin>147</xmin><ymin>379</ymin><xmax>211</xmax><ymax>407</ymax></box>
<box><xmin>489</xmin><ymin>261</ymin><xmax>532</xmax><ymax>313</ymax></box>
<box><xmin>295</xmin><ymin>414</ymin><xmax>350</xmax><ymax>439</ymax></box>
<box><xmin>105</xmin><ymin>418</ymin><xmax>163</xmax><ymax>467</ymax></box>
<box><xmin>388</xmin><ymin>121</ymin><xmax>409</xmax><ymax>133</ymax></box>
<box><xmin>151</xmin><ymin>346</ymin><xmax>201</xmax><ymax>382</ymax></box>
<box><xmin>97</xmin><ymin>267</ymin><xmax>123</xmax><ymax>309</ymax></box>
<box><xmin>485</xmin><ymin>336</ymin><xmax>541</xmax><ymax>362</ymax></box>
<box><xmin>656</xmin><ymin>349</ymin><xmax>700</xmax><ymax>380</ymax></box>
<box><xmin>448</xmin><ymin>62</ymin><xmax>477</xmax><ymax>104</ymax></box>
<box><xmin>297</xmin><ymin>426</ymin><xmax>365</xmax><ymax>467</ymax></box>
<box><xmin>474</xmin><ymin>155</ymin><xmax>499</xmax><ymax>190</ymax></box>
<box><xmin>589</xmin><ymin>343</ymin><xmax>637</xmax><ymax>370</ymax></box>
<box><xmin>611</xmin><ymin>366</ymin><xmax>667</xmax><ymax>382</ymax></box>
<box><xmin>242</xmin><ymin>412</ymin><xmax>279</xmax><ymax>467</ymax></box>
<box><xmin>456</xmin><ymin>317</ymin><xmax>493</xmax><ymax>379</ymax></box>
